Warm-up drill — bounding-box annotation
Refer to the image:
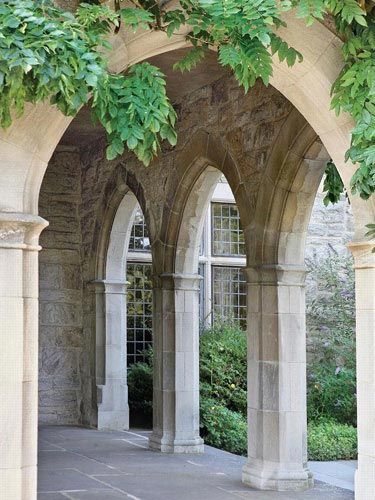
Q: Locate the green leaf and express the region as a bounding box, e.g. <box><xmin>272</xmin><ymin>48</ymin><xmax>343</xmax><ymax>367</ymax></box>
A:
<box><xmin>173</xmin><ymin>47</ymin><xmax>207</xmax><ymax>72</ymax></box>
<box><xmin>323</xmin><ymin>160</ymin><xmax>346</xmax><ymax>205</ymax></box>
<box><xmin>106</xmin><ymin>144</ymin><xmax>117</xmax><ymax>161</ymax></box>
<box><xmin>120</xmin><ymin>7</ymin><xmax>154</xmax><ymax>30</ymax></box>
<box><xmin>127</xmin><ymin>136</ymin><xmax>138</xmax><ymax>150</ymax></box>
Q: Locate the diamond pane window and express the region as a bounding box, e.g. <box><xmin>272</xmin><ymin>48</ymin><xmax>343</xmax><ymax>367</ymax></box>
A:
<box><xmin>211</xmin><ymin>203</ymin><xmax>245</xmax><ymax>256</ymax></box>
<box><xmin>212</xmin><ymin>266</ymin><xmax>246</xmax><ymax>328</ymax></box>
<box><xmin>126</xmin><ymin>263</ymin><xmax>153</xmax><ymax>365</ymax></box>
<box><xmin>129</xmin><ymin>207</ymin><xmax>151</xmax><ymax>252</ymax></box>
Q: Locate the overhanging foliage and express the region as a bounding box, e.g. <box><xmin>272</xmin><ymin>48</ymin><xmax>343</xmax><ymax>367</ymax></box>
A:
<box><xmin>0</xmin><ymin>0</ymin><xmax>374</xmax><ymax>212</ymax></box>
<box><xmin>0</xmin><ymin>0</ymin><xmax>176</xmax><ymax>165</ymax></box>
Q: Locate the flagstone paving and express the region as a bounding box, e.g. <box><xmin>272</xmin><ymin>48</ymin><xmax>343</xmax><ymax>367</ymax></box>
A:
<box><xmin>38</xmin><ymin>426</ymin><xmax>354</xmax><ymax>500</ymax></box>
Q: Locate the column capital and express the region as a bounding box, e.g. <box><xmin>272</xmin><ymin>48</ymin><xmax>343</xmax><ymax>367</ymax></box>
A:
<box><xmin>0</xmin><ymin>212</ymin><xmax>48</xmax><ymax>250</ymax></box>
<box><xmin>348</xmin><ymin>240</ymin><xmax>375</xmax><ymax>269</ymax></box>
<box><xmin>90</xmin><ymin>279</ymin><xmax>128</xmax><ymax>294</ymax></box>
<box><xmin>244</xmin><ymin>264</ymin><xmax>306</xmax><ymax>286</ymax></box>
<box><xmin>154</xmin><ymin>272</ymin><xmax>202</xmax><ymax>291</ymax></box>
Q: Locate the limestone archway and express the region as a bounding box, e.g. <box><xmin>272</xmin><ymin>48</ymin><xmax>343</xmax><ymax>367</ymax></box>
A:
<box><xmin>150</xmin><ymin>158</ymin><xmax>224</xmax><ymax>453</ymax></box>
<box><xmin>0</xmin><ymin>6</ymin><xmax>374</xmax><ymax>499</ymax></box>
<box><xmin>241</xmin><ymin>114</ymin><xmax>330</xmax><ymax>490</ymax></box>
<box><xmin>94</xmin><ymin>190</ymin><xmax>139</xmax><ymax>430</ymax></box>
<box><xmin>149</xmin><ymin>118</ymin><xmax>328</xmax><ymax>490</ymax></box>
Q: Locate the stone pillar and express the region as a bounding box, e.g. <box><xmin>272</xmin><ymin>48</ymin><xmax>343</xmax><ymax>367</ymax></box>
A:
<box><xmin>0</xmin><ymin>212</ymin><xmax>48</xmax><ymax>500</ymax></box>
<box><xmin>149</xmin><ymin>273</ymin><xmax>204</xmax><ymax>453</ymax></box>
<box><xmin>242</xmin><ymin>264</ymin><xmax>312</xmax><ymax>491</ymax></box>
<box><xmin>94</xmin><ymin>280</ymin><xmax>129</xmax><ymax>431</ymax></box>
<box><xmin>348</xmin><ymin>241</ymin><xmax>375</xmax><ymax>500</ymax></box>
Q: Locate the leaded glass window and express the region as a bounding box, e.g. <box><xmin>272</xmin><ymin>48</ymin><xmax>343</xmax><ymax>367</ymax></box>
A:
<box><xmin>211</xmin><ymin>203</ymin><xmax>245</xmax><ymax>256</ymax></box>
<box><xmin>212</xmin><ymin>266</ymin><xmax>247</xmax><ymax>328</ymax></box>
<box><xmin>128</xmin><ymin>208</ymin><xmax>151</xmax><ymax>252</ymax></box>
<box><xmin>198</xmin><ymin>263</ymin><xmax>205</xmax><ymax>326</ymax></box>
<box><xmin>126</xmin><ymin>263</ymin><xmax>153</xmax><ymax>365</ymax></box>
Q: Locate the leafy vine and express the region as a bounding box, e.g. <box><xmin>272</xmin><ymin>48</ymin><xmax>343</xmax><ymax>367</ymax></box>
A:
<box><xmin>0</xmin><ymin>0</ymin><xmax>176</xmax><ymax>165</ymax></box>
<box><xmin>0</xmin><ymin>0</ymin><xmax>374</xmax><ymax>217</ymax></box>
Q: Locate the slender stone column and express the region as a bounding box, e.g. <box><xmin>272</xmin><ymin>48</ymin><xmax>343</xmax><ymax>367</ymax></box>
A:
<box><xmin>149</xmin><ymin>273</ymin><xmax>204</xmax><ymax>453</ymax></box>
<box><xmin>348</xmin><ymin>240</ymin><xmax>375</xmax><ymax>500</ymax></box>
<box><xmin>242</xmin><ymin>264</ymin><xmax>312</xmax><ymax>491</ymax></box>
<box><xmin>0</xmin><ymin>212</ymin><xmax>48</xmax><ymax>500</ymax></box>
<box><xmin>94</xmin><ymin>280</ymin><xmax>129</xmax><ymax>431</ymax></box>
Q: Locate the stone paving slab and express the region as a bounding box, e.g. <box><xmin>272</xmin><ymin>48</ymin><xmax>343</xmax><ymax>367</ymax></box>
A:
<box><xmin>309</xmin><ymin>461</ymin><xmax>356</xmax><ymax>491</ymax></box>
<box><xmin>38</xmin><ymin>426</ymin><xmax>354</xmax><ymax>500</ymax></box>
<box><xmin>39</xmin><ymin>450</ymin><xmax>119</xmax><ymax>475</ymax></box>
<box><xmin>38</xmin><ymin>468</ymin><xmax>109</xmax><ymax>493</ymax></box>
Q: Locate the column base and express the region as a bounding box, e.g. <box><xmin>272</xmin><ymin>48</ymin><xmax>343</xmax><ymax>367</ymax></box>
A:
<box><xmin>97</xmin><ymin>410</ymin><xmax>129</xmax><ymax>431</ymax></box>
<box><xmin>242</xmin><ymin>460</ymin><xmax>313</xmax><ymax>491</ymax></box>
<box><xmin>149</xmin><ymin>433</ymin><xmax>204</xmax><ymax>453</ymax></box>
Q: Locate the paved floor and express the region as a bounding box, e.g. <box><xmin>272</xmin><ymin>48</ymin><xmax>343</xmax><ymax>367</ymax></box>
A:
<box><xmin>38</xmin><ymin>426</ymin><xmax>354</xmax><ymax>500</ymax></box>
<box><xmin>309</xmin><ymin>460</ymin><xmax>356</xmax><ymax>492</ymax></box>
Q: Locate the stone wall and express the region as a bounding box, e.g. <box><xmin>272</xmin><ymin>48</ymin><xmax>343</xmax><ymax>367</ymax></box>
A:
<box><xmin>306</xmin><ymin>185</ymin><xmax>354</xmax><ymax>261</ymax></box>
<box><xmin>38</xmin><ymin>151</ymin><xmax>84</xmax><ymax>425</ymax></box>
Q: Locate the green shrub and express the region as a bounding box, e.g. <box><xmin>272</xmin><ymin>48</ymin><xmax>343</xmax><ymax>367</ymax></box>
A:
<box><xmin>307</xmin><ymin>366</ymin><xmax>356</xmax><ymax>426</ymax></box>
<box><xmin>127</xmin><ymin>361</ymin><xmax>153</xmax><ymax>423</ymax></box>
<box><xmin>200</xmin><ymin>398</ymin><xmax>247</xmax><ymax>455</ymax></box>
<box><xmin>127</xmin><ymin>272</ymin><xmax>358</xmax><ymax>458</ymax></box>
<box><xmin>306</xmin><ymin>254</ymin><xmax>356</xmax><ymax>426</ymax></box>
<box><xmin>199</xmin><ymin>321</ymin><xmax>248</xmax><ymax>455</ymax></box>
<box><xmin>200</xmin><ymin>321</ymin><xmax>247</xmax><ymax>415</ymax></box>
<box><xmin>307</xmin><ymin>420</ymin><xmax>357</xmax><ymax>461</ymax></box>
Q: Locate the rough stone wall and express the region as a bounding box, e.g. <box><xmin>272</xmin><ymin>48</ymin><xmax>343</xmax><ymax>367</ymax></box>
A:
<box><xmin>306</xmin><ymin>186</ymin><xmax>354</xmax><ymax>261</ymax></box>
<box><xmin>38</xmin><ymin>151</ymin><xmax>84</xmax><ymax>425</ymax></box>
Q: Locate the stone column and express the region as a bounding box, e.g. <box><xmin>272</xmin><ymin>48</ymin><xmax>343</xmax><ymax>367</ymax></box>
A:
<box><xmin>149</xmin><ymin>273</ymin><xmax>204</xmax><ymax>453</ymax></box>
<box><xmin>348</xmin><ymin>240</ymin><xmax>375</xmax><ymax>500</ymax></box>
<box><xmin>242</xmin><ymin>264</ymin><xmax>312</xmax><ymax>491</ymax></box>
<box><xmin>94</xmin><ymin>280</ymin><xmax>129</xmax><ymax>431</ymax></box>
<box><xmin>0</xmin><ymin>212</ymin><xmax>48</xmax><ymax>500</ymax></box>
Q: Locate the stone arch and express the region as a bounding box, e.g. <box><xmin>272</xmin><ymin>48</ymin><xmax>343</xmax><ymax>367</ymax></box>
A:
<box><xmin>94</xmin><ymin>164</ymin><xmax>151</xmax><ymax>282</ymax></box>
<box><xmin>239</xmin><ymin>111</ymin><xmax>331</xmax><ymax>490</ymax></box>
<box><xmin>93</xmin><ymin>169</ymin><xmax>151</xmax><ymax>430</ymax></box>
<box><xmin>94</xmin><ymin>190</ymin><xmax>137</xmax><ymax>430</ymax></box>
<box><xmin>246</xmin><ymin>109</ymin><xmax>329</xmax><ymax>267</ymax></box>
<box><xmin>157</xmin><ymin>129</ymin><xmax>248</xmax><ymax>275</ymax></box>
<box><xmin>149</xmin><ymin>114</ymin><xmax>334</xmax><ymax>489</ymax></box>
<box><xmin>149</xmin><ymin>129</ymin><xmax>249</xmax><ymax>454</ymax></box>
<box><xmin>159</xmin><ymin>110</ymin><xmax>328</xmax><ymax>273</ymax></box>
<box><xmin>1</xmin><ymin>8</ymin><xmax>373</xmax><ymax>227</ymax></box>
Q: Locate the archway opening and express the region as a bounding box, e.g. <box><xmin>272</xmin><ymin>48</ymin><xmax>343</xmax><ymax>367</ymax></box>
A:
<box><xmin>305</xmin><ymin>180</ymin><xmax>357</xmax><ymax>474</ymax></box>
<box><xmin>125</xmin><ymin>167</ymin><xmax>249</xmax><ymax>433</ymax></box>
<box><xmin>175</xmin><ymin>168</ymin><xmax>249</xmax><ymax>455</ymax></box>
<box><xmin>125</xmin><ymin>201</ymin><xmax>154</xmax><ymax>427</ymax></box>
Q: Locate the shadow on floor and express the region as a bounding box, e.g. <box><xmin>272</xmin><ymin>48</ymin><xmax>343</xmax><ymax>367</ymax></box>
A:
<box><xmin>38</xmin><ymin>426</ymin><xmax>354</xmax><ymax>500</ymax></box>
